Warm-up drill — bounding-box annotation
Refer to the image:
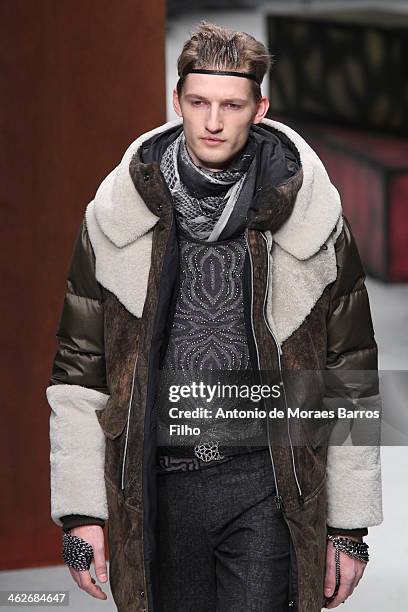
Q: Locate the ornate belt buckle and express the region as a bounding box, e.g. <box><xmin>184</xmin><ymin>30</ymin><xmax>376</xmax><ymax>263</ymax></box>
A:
<box><xmin>193</xmin><ymin>439</ymin><xmax>225</xmax><ymax>462</ymax></box>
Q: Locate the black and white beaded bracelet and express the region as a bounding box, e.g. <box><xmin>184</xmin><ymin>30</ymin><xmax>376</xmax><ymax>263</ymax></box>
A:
<box><xmin>62</xmin><ymin>533</ymin><xmax>94</xmax><ymax>571</ymax></box>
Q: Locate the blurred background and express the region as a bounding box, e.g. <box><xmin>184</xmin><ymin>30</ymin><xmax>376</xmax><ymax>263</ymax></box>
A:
<box><xmin>1</xmin><ymin>1</ymin><xmax>407</xmax><ymax>610</ymax></box>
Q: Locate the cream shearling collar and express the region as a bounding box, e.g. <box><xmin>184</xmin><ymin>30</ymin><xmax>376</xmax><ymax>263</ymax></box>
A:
<box><xmin>92</xmin><ymin>117</ymin><xmax>342</xmax><ymax>261</ymax></box>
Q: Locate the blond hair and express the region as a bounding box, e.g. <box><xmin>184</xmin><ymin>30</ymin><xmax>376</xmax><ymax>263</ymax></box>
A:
<box><xmin>176</xmin><ymin>21</ymin><xmax>274</xmax><ymax>102</ymax></box>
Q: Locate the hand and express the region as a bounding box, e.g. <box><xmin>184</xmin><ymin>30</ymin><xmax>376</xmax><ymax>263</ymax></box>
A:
<box><xmin>66</xmin><ymin>525</ymin><xmax>108</xmax><ymax>600</ymax></box>
<box><xmin>324</xmin><ymin>535</ymin><xmax>367</xmax><ymax>608</ymax></box>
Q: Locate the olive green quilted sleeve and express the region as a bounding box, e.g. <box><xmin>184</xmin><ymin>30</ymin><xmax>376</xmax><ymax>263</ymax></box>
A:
<box><xmin>49</xmin><ymin>215</ymin><xmax>108</xmax><ymax>392</ymax></box>
<box><xmin>46</xmin><ymin>212</ymin><xmax>109</xmax><ymax>529</ymax></box>
<box><xmin>324</xmin><ymin>215</ymin><xmax>383</xmax><ymax>534</ymax></box>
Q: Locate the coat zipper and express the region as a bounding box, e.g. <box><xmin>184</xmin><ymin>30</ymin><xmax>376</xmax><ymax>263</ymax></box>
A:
<box><xmin>120</xmin><ymin>355</ymin><xmax>138</xmax><ymax>490</ymax></box>
<box><xmin>249</xmin><ymin>232</ymin><xmax>302</xmax><ymax>608</ymax></box>
<box><xmin>259</xmin><ymin>231</ymin><xmax>303</xmax><ymax>504</ymax></box>
<box><xmin>245</xmin><ymin>228</ymin><xmax>284</xmax><ymax>510</ymax></box>
<box><xmin>120</xmin><ymin>352</ymin><xmax>149</xmax><ymax>610</ymax></box>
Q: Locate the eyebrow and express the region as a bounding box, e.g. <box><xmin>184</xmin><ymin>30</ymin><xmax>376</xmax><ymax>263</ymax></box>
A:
<box><xmin>184</xmin><ymin>94</ymin><xmax>247</xmax><ymax>104</ymax></box>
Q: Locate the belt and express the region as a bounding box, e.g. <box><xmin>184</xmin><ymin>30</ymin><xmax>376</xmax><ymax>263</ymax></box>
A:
<box><xmin>157</xmin><ymin>439</ymin><xmax>270</xmax><ymax>462</ymax></box>
<box><xmin>156</xmin><ymin>444</ymin><xmax>271</xmax><ymax>474</ymax></box>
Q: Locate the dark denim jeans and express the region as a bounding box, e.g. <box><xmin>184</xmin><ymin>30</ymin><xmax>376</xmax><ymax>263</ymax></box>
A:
<box><xmin>157</xmin><ymin>448</ymin><xmax>298</xmax><ymax>612</ymax></box>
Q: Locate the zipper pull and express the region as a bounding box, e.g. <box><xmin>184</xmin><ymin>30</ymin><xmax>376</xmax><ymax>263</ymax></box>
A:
<box><xmin>275</xmin><ymin>495</ymin><xmax>284</xmax><ymax>511</ymax></box>
<box><xmin>275</xmin><ymin>337</ymin><xmax>283</xmax><ymax>355</ymax></box>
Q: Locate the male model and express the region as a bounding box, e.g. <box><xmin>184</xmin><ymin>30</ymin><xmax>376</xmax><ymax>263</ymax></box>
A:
<box><xmin>46</xmin><ymin>21</ymin><xmax>382</xmax><ymax>612</ymax></box>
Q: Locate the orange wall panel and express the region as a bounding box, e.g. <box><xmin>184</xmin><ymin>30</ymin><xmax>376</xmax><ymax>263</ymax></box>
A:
<box><xmin>0</xmin><ymin>0</ymin><xmax>166</xmax><ymax>570</ymax></box>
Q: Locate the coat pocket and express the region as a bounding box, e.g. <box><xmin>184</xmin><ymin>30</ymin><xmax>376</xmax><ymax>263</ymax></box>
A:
<box><xmin>300</xmin><ymin>416</ymin><xmax>335</xmax><ymax>451</ymax></box>
<box><xmin>96</xmin><ymin>398</ymin><xmax>130</xmax><ymax>490</ymax></box>
<box><xmin>96</xmin><ymin>396</ymin><xmax>129</xmax><ymax>440</ymax></box>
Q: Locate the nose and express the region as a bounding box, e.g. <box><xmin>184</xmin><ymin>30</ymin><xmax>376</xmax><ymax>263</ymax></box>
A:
<box><xmin>205</xmin><ymin>104</ymin><xmax>223</xmax><ymax>134</ymax></box>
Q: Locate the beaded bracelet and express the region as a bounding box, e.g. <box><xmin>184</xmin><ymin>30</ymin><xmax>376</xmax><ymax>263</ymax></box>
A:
<box><xmin>61</xmin><ymin>533</ymin><xmax>94</xmax><ymax>571</ymax></box>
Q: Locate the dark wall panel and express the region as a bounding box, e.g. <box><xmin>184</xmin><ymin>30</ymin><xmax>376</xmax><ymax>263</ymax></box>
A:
<box><xmin>0</xmin><ymin>0</ymin><xmax>166</xmax><ymax>569</ymax></box>
<box><xmin>268</xmin><ymin>15</ymin><xmax>408</xmax><ymax>136</ymax></box>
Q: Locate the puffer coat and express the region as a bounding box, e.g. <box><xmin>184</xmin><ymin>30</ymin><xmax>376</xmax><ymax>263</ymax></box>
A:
<box><xmin>46</xmin><ymin>117</ymin><xmax>383</xmax><ymax>612</ymax></box>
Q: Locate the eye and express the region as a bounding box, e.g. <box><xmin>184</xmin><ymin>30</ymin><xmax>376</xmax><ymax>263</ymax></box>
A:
<box><xmin>192</xmin><ymin>100</ymin><xmax>204</xmax><ymax>107</ymax></box>
<box><xmin>226</xmin><ymin>103</ymin><xmax>241</xmax><ymax>110</ymax></box>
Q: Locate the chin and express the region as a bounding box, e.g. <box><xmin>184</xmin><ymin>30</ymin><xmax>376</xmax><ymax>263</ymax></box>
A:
<box><xmin>196</xmin><ymin>147</ymin><xmax>233</xmax><ymax>168</ymax></box>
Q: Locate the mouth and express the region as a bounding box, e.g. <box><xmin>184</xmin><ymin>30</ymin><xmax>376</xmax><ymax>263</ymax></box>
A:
<box><xmin>201</xmin><ymin>137</ymin><xmax>225</xmax><ymax>145</ymax></box>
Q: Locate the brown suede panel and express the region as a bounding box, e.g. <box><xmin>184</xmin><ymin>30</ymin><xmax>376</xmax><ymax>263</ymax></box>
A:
<box><xmin>285</xmin><ymin>480</ymin><xmax>328</xmax><ymax>612</ymax></box>
<box><xmin>129</xmin><ymin>155</ymin><xmax>172</xmax><ymax>218</ymax></box>
<box><xmin>281</xmin><ymin>285</ymin><xmax>333</xmax><ymax>500</ymax></box>
<box><xmin>281</xmin><ymin>286</ymin><xmax>331</xmax><ymax>372</ymax></box>
<box><xmin>105</xmin><ymin>479</ymin><xmax>147</xmax><ymax>612</ymax></box>
<box><xmin>103</xmin><ymin>287</ymin><xmax>142</xmax><ymax>408</ymax></box>
<box><xmin>94</xmin><ymin>288</ymin><xmax>144</xmax><ymax>492</ymax></box>
<box><xmin>280</xmin><ymin>291</ymin><xmax>333</xmax><ymax>611</ymax></box>
<box><xmin>94</xmin><ymin>288</ymin><xmax>143</xmax><ymax>441</ymax></box>
<box><xmin>247</xmin><ymin>168</ymin><xmax>304</xmax><ymax>233</ymax></box>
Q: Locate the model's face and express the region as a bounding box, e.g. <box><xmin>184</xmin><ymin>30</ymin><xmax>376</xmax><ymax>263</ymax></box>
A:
<box><xmin>173</xmin><ymin>73</ymin><xmax>269</xmax><ymax>171</ymax></box>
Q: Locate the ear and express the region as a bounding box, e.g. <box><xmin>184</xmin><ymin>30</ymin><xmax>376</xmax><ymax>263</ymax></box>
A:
<box><xmin>173</xmin><ymin>88</ymin><xmax>183</xmax><ymax>118</ymax></box>
<box><xmin>252</xmin><ymin>96</ymin><xmax>270</xmax><ymax>125</ymax></box>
